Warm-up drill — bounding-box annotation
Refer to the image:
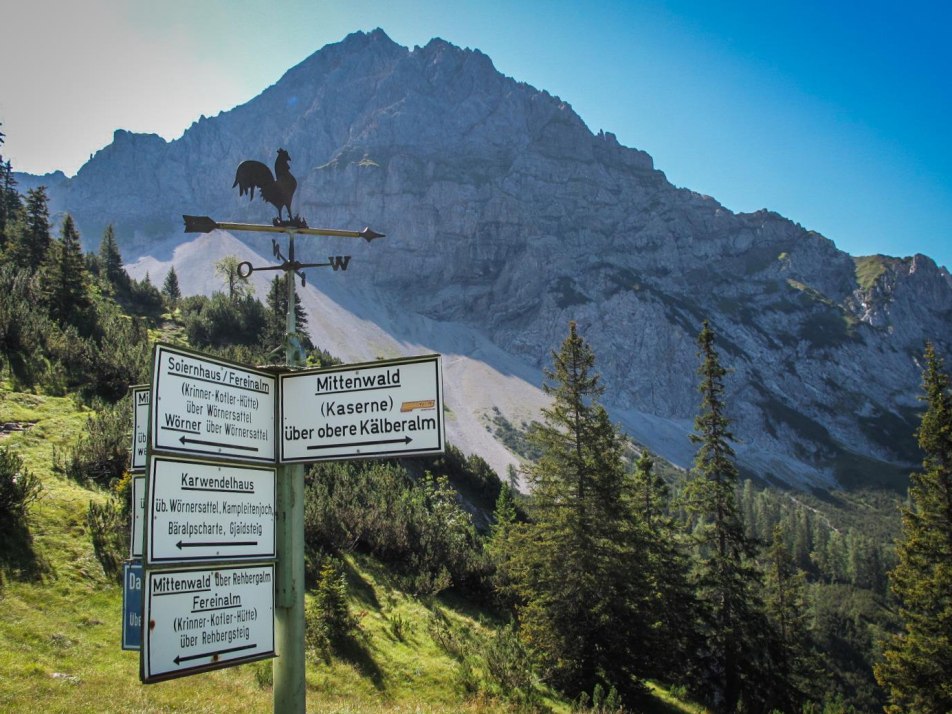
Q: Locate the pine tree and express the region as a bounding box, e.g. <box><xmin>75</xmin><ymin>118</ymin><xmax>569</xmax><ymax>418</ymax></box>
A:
<box><xmin>44</xmin><ymin>214</ymin><xmax>90</xmax><ymax>327</ymax></box>
<box><xmin>0</xmin><ymin>125</ymin><xmax>22</xmax><ymax>245</ymax></box>
<box><xmin>683</xmin><ymin>321</ymin><xmax>772</xmax><ymax>712</ymax></box>
<box><xmin>305</xmin><ymin>557</ymin><xmax>356</xmax><ymax>660</ymax></box>
<box><xmin>764</xmin><ymin>524</ymin><xmax>814</xmax><ymax>709</ymax></box>
<box><xmin>98</xmin><ymin>224</ymin><xmax>128</xmax><ymax>292</ymax></box>
<box><xmin>875</xmin><ymin>343</ymin><xmax>952</xmax><ymax>713</ymax></box>
<box><xmin>505</xmin><ymin>322</ymin><xmax>650</xmax><ymax>702</ymax></box>
<box><xmin>631</xmin><ymin>449</ymin><xmax>701</xmax><ymax>684</ymax></box>
<box><xmin>7</xmin><ymin>186</ymin><xmax>51</xmax><ymax>269</ymax></box>
<box><xmin>633</xmin><ymin>450</ymin><xmax>666</xmax><ymax>529</ymax></box>
<box><xmin>487</xmin><ymin>483</ymin><xmax>519</xmax><ymax>603</ymax></box>
<box><xmin>264</xmin><ymin>273</ymin><xmax>311</xmax><ymax>354</ymax></box>
<box><xmin>162</xmin><ymin>266</ymin><xmax>181</xmax><ymax>307</ymax></box>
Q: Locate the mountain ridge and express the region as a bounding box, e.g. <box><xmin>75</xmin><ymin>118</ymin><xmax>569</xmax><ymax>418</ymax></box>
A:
<box><xmin>15</xmin><ymin>28</ymin><xmax>952</xmax><ymax>489</ymax></box>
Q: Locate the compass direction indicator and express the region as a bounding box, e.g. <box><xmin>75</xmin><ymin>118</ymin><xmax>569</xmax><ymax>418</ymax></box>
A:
<box><xmin>183</xmin><ymin>215</ymin><xmax>385</xmax><ymax>241</ymax></box>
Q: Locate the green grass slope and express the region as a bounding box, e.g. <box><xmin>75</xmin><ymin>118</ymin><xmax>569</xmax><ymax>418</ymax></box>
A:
<box><xmin>0</xmin><ymin>384</ymin><xmax>703</xmax><ymax>713</ymax></box>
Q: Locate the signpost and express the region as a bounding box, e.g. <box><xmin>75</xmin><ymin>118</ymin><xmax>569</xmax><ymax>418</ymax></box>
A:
<box><xmin>141</xmin><ymin>564</ymin><xmax>275</xmax><ymax>683</ymax></box>
<box><xmin>280</xmin><ymin>355</ymin><xmax>444</xmax><ymax>462</ymax></box>
<box><xmin>146</xmin><ymin>456</ymin><xmax>275</xmax><ymax>564</ymax></box>
<box><xmin>131</xmin><ymin>385</ymin><xmax>150</xmax><ymax>472</ymax></box>
<box><xmin>132</xmin><ymin>161</ymin><xmax>390</xmax><ymax>711</ymax></box>
<box><xmin>150</xmin><ymin>345</ymin><xmax>276</xmax><ymax>464</ymax></box>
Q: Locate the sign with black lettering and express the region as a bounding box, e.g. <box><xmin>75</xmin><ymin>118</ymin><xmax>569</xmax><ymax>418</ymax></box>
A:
<box><xmin>141</xmin><ymin>564</ymin><xmax>274</xmax><ymax>683</ymax></box>
<box><xmin>131</xmin><ymin>385</ymin><xmax>150</xmax><ymax>472</ymax></box>
<box><xmin>131</xmin><ymin>475</ymin><xmax>145</xmax><ymax>559</ymax></box>
<box><xmin>150</xmin><ymin>344</ymin><xmax>275</xmax><ymax>464</ymax></box>
<box><xmin>146</xmin><ymin>456</ymin><xmax>275</xmax><ymax>565</ymax></box>
<box><xmin>122</xmin><ymin>561</ymin><xmax>143</xmax><ymax>651</ymax></box>
<box><xmin>279</xmin><ymin>355</ymin><xmax>444</xmax><ymax>462</ymax></box>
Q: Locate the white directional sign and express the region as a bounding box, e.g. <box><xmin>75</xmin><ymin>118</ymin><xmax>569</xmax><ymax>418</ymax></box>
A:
<box><xmin>146</xmin><ymin>456</ymin><xmax>275</xmax><ymax>565</ymax></box>
<box><xmin>280</xmin><ymin>354</ymin><xmax>445</xmax><ymax>462</ymax></box>
<box><xmin>150</xmin><ymin>344</ymin><xmax>275</xmax><ymax>464</ymax></box>
<box><xmin>131</xmin><ymin>475</ymin><xmax>145</xmax><ymax>559</ymax></box>
<box><xmin>131</xmin><ymin>385</ymin><xmax>150</xmax><ymax>472</ymax></box>
<box><xmin>141</xmin><ymin>564</ymin><xmax>274</xmax><ymax>683</ymax></box>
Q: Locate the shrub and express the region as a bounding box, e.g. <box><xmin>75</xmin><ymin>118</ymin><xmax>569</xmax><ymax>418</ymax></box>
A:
<box><xmin>482</xmin><ymin>623</ymin><xmax>536</xmax><ymax>703</ymax></box>
<box><xmin>303</xmin><ymin>460</ymin><xmax>488</xmax><ymax>595</ymax></box>
<box><xmin>87</xmin><ymin>496</ymin><xmax>128</xmax><ymax>581</ymax></box>
<box><xmin>304</xmin><ymin>556</ymin><xmax>359</xmax><ymax>660</ymax></box>
<box><xmin>56</xmin><ymin>398</ymin><xmax>130</xmax><ymax>488</ymax></box>
<box><xmin>0</xmin><ymin>447</ymin><xmax>42</xmax><ymax>527</ymax></box>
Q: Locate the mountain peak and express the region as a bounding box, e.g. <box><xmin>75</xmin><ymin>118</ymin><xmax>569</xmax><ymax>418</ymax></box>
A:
<box><xmin>27</xmin><ymin>30</ymin><xmax>952</xmax><ymax>490</ymax></box>
<box><xmin>339</xmin><ymin>27</ymin><xmax>399</xmax><ymax>50</ymax></box>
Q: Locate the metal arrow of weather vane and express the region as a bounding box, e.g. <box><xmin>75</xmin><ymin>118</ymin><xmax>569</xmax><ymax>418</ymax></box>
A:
<box><xmin>182</xmin><ymin>147</ymin><xmax>385</xmax><ymax>286</ymax></box>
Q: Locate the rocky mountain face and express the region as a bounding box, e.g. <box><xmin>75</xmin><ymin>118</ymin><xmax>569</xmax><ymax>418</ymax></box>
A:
<box><xmin>19</xmin><ymin>29</ymin><xmax>952</xmax><ymax>489</ymax></box>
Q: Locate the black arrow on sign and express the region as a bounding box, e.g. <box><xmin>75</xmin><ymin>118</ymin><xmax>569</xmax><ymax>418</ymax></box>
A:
<box><xmin>176</xmin><ymin>540</ymin><xmax>259</xmax><ymax>550</ymax></box>
<box><xmin>178</xmin><ymin>435</ymin><xmax>259</xmax><ymax>452</ymax></box>
<box><xmin>174</xmin><ymin>643</ymin><xmax>256</xmax><ymax>665</ymax></box>
<box><xmin>306</xmin><ymin>436</ymin><xmax>412</xmax><ymax>451</ymax></box>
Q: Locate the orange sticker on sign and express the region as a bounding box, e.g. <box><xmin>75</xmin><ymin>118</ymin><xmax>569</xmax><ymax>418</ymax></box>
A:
<box><xmin>400</xmin><ymin>400</ymin><xmax>436</xmax><ymax>413</ymax></box>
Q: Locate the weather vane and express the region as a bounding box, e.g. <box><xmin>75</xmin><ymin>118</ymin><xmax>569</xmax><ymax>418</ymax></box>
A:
<box><xmin>183</xmin><ymin>147</ymin><xmax>385</xmax><ymax>276</ymax></box>
<box><xmin>182</xmin><ymin>148</ymin><xmax>385</xmax><ymax>363</ymax></box>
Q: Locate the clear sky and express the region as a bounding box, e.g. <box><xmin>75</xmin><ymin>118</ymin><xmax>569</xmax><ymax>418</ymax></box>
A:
<box><xmin>2</xmin><ymin>0</ymin><xmax>950</xmax><ymax>268</ymax></box>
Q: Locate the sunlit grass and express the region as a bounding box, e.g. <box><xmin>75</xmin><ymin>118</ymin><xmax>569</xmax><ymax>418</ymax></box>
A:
<box><xmin>0</xmin><ymin>384</ymin><xmax>702</xmax><ymax>713</ymax></box>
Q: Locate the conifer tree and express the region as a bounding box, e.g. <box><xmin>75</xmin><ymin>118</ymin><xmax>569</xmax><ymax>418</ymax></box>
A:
<box><xmin>98</xmin><ymin>224</ymin><xmax>128</xmax><ymax>292</ymax></box>
<box><xmin>0</xmin><ymin>126</ymin><xmax>22</xmax><ymax>244</ymax></box>
<box><xmin>633</xmin><ymin>450</ymin><xmax>666</xmax><ymax>529</ymax></box>
<box><xmin>763</xmin><ymin>524</ymin><xmax>814</xmax><ymax>709</ymax></box>
<box><xmin>683</xmin><ymin>321</ymin><xmax>772</xmax><ymax>712</ymax></box>
<box><xmin>876</xmin><ymin>343</ymin><xmax>952</xmax><ymax>713</ymax></box>
<box><xmin>44</xmin><ymin>214</ymin><xmax>90</xmax><ymax>327</ymax></box>
<box><xmin>264</xmin><ymin>273</ymin><xmax>311</xmax><ymax>353</ymax></box>
<box><xmin>631</xmin><ymin>449</ymin><xmax>701</xmax><ymax>684</ymax></box>
<box><xmin>8</xmin><ymin>186</ymin><xmax>51</xmax><ymax>270</ymax></box>
<box><xmin>487</xmin><ymin>482</ymin><xmax>519</xmax><ymax>602</ymax></box>
<box><xmin>506</xmin><ymin>322</ymin><xmax>650</xmax><ymax>702</ymax></box>
<box><xmin>161</xmin><ymin>266</ymin><xmax>181</xmax><ymax>307</ymax></box>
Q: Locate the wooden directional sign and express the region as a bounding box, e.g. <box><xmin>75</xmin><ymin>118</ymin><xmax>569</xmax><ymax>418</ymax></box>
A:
<box><xmin>131</xmin><ymin>475</ymin><xmax>145</xmax><ymax>559</ymax></box>
<box><xmin>146</xmin><ymin>456</ymin><xmax>275</xmax><ymax>565</ymax></box>
<box><xmin>280</xmin><ymin>355</ymin><xmax>444</xmax><ymax>462</ymax></box>
<box><xmin>141</xmin><ymin>564</ymin><xmax>274</xmax><ymax>683</ymax></box>
<box><xmin>131</xmin><ymin>385</ymin><xmax>150</xmax><ymax>472</ymax></box>
<box><xmin>150</xmin><ymin>344</ymin><xmax>275</xmax><ymax>464</ymax></box>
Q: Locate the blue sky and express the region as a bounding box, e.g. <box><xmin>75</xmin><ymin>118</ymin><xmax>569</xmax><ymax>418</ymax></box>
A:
<box><xmin>2</xmin><ymin>0</ymin><xmax>949</xmax><ymax>268</ymax></box>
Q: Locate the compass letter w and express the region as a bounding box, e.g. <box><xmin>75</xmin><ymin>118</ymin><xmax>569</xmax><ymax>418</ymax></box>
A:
<box><xmin>329</xmin><ymin>256</ymin><xmax>351</xmax><ymax>271</ymax></box>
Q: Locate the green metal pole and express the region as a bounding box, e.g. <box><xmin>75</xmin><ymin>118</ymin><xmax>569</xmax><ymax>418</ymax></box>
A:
<box><xmin>273</xmin><ymin>233</ymin><xmax>306</xmax><ymax>713</ymax></box>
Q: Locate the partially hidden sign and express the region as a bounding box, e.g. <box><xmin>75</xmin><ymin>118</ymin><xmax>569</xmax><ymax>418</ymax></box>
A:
<box><xmin>141</xmin><ymin>564</ymin><xmax>274</xmax><ymax>683</ymax></box>
<box><xmin>131</xmin><ymin>385</ymin><xmax>150</xmax><ymax>472</ymax></box>
<box><xmin>146</xmin><ymin>456</ymin><xmax>275</xmax><ymax>565</ymax></box>
<box><xmin>122</xmin><ymin>561</ymin><xmax>143</xmax><ymax>651</ymax></box>
<box><xmin>131</xmin><ymin>475</ymin><xmax>145</xmax><ymax>559</ymax></box>
<box><xmin>280</xmin><ymin>354</ymin><xmax>444</xmax><ymax>462</ymax></box>
<box><xmin>150</xmin><ymin>344</ymin><xmax>275</xmax><ymax>464</ymax></box>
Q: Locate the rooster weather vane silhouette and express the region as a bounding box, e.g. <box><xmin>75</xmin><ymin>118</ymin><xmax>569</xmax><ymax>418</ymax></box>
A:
<box><xmin>233</xmin><ymin>148</ymin><xmax>305</xmax><ymax>228</ymax></box>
